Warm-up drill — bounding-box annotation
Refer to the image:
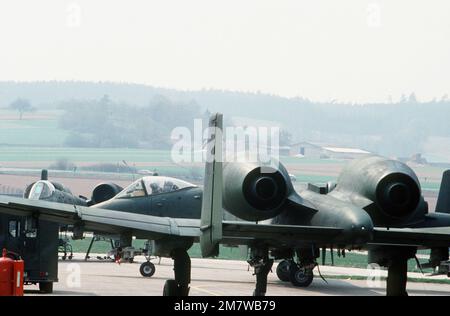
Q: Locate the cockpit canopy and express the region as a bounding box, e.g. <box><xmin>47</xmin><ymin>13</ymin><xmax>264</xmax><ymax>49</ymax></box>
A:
<box><xmin>27</xmin><ymin>181</ymin><xmax>56</xmax><ymax>200</ymax></box>
<box><xmin>116</xmin><ymin>176</ymin><xmax>197</xmax><ymax>199</ymax></box>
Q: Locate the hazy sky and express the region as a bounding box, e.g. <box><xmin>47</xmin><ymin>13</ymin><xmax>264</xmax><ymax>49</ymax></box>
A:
<box><xmin>1</xmin><ymin>0</ymin><xmax>449</xmax><ymax>103</ymax></box>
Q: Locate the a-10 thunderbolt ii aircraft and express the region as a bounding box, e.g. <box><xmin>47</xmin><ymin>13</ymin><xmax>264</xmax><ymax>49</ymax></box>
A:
<box><xmin>19</xmin><ymin>170</ymin><xmax>141</xmax><ymax>262</ymax></box>
<box><xmin>1</xmin><ymin>113</ymin><xmax>450</xmax><ymax>296</ymax></box>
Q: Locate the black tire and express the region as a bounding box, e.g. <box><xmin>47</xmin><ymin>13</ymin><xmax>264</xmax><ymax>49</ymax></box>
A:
<box><xmin>163</xmin><ymin>279</ymin><xmax>178</xmax><ymax>296</ymax></box>
<box><xmin>39</xmin><ymin>282</ymin><xmax>54</xmax><ymax>294</ymax></box>
<box><xmin>289</xmin><ymin>264</ymin><xmax>314</xmax><ymax>287</ymax></box>
<box><xmin>276</xmin><ymin>260</ymin><xmax>291</xmax><ymax>282</ymax></box>
<box><xmin>62</xmin><ymin>256</ymin><xmax>66</xmax><ymax>261</ymax></box>
<box><xmin>163</xmin><ymin>280</ymin><xmax>189</xmax><ymax>296</ymax></box>
<box><xmin>140</xmin><ymin>261</ymin><xmax>156</xmax><ymax>277</ymax></box>
<box><xmin>179</xmin><ymin>285</ymin><xmax>190</xmax><ymax>296</ymax></box>
<box><xmin>128</xmin><ymin>258</ymin><xmax>134</xmax><ymax>264</ymax></box>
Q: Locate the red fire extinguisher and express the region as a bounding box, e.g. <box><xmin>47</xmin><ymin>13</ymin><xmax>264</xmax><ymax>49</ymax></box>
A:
<box><xmin>0</xmin><ymin>248</ymin><xmax>24</xmax><ymax>296</ymax></box>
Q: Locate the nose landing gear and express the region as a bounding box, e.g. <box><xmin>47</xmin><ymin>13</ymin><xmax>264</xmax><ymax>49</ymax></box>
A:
<box><xmin>139</xmin><ymin>261</ymin><xmax>156</xmax><ymax>277</ymax></box>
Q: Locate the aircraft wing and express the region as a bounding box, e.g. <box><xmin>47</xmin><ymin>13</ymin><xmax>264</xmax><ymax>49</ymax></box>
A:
<box><xmin>5</xmin><ymin>193</ymin><xmax>450</xmax><ymax>249</ymax></box>
<box><xmin>219</xmin><ymin>222</ymin><xmax>450</xmax><ymax>248</ymax></box>
<box><xmin>372</xmin><ymin>227</ymin><xmax>450</xmax><ymax>248</ymax></box>
<box><xmin>221</xmin><ymin>221</ymin><xmax>342</xmax><ymax>247</ymax></box>
<box><xmin>0</xmin><ymin>194</ymin><xmax>349</xmax><ymax>248</ymax></box>
<box><xmin>0</xmin><ymin>196</ymin><xmax>200</xmax><ymax>239</ymax></box>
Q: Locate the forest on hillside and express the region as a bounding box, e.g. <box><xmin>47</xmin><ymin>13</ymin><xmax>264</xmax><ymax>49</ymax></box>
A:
<box><xmin>1</xmin><ymin>81</ymin><xmax>449</xmax><ymax>158</ymax></box>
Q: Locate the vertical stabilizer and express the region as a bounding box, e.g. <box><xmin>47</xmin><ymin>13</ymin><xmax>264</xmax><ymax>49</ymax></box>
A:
<box><xmin>41</xmin><ymin>169</ymin><xmax>48</xmax><ymax>181</ymax></box>
<box><xmin>436</xmin><ymin>170</ymin><xmax>450</xmax><ymax>213</ymax></box>
<box><xmin>200</xmin><ymin>113</ymin><xmax>224</xmax><ymax>257</ymax></box>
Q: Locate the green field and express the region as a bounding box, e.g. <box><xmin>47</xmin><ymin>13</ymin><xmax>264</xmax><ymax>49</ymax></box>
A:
<box><xmin>66</xmin><ymin>237</ymin><xmax>249</xmax><ymax>260</ymax></box>
<box><xmin>0</xmin><ymin>146</ymin><xmax>441</xmax><ymax>189</ymax></box>
<box><xmin>0</xmin><ymin>110</ymin><xmax>68</xmax><ymax>146</ymax></box>
<box><xmin>280</xmin><ymin>156</ymin><xmax>343</xmax><ymax>165</ymax></box>
<box><xmin>289</xmin><ymin>173</ymin><xmax>440</xmax><ymax>191</ymax></box>
<box><xmin>0</xmin><ymin>146</ymin><xmax>175</xmax><ymax>163</ymax></box>
<box><xmin>0</xmin><ymin>146</ymin><xmax>339</xmax><ymax>164</ymax></box>
<box><xmin>0</xmin><ymin>106</ymin><xmax>444</xmax><ymax>189</ymax></box>
<box><xmin>0</xmin><ymin>120</ymin><xmax>69</xmax><ymax>147</ymax></box>
<box><xmin>291</xmin><ymin>174</ymin><xmax>336</xmax><ymax>184</ymax></box>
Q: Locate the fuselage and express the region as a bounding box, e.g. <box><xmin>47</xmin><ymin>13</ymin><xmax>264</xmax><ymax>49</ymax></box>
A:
<box><xmin>94</xmin><ymin>176</ymin><xmax>203</xmax><ymax>219</ymax></box>
<box><xmin>26</xmin><ymin>180</ymin><xmax>88</xmax><ymax>206</ymax></box>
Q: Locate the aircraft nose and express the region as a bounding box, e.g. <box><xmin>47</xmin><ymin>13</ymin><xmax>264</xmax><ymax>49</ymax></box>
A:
<box><xmin>346</xmin><ymin>214</ymin><xmax>374</xmax><ymax>246</ymax></box>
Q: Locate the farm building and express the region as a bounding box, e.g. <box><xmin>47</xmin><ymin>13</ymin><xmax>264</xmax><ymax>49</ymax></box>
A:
<box><xmin>289</xmin><ymin>142</ymin><xmax>371</xmax><ymax>159</ymax></box>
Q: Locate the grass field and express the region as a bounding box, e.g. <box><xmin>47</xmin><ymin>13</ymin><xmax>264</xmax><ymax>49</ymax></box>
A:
<box><xmin>0</xmin><ymin>110</ymin><xmax>68</xmax><ymax>146</ymax></box>
<box><xmin>0</xmin><ymin>109</ymin><xmax>445</xmax><ymax>192</ymax></box>
<box><xmin>66</xmin><ymin>237</ymin><xmax>248</xmax><ymax>260</ymax></box>
<box><xmin>0</xmin><ymin>107</ymin><xmax>446</xmax><ymax>190</ymax></box>
<box><xmin>0</xmin><ymin>147</ymin><xmax>175</xmax><ymax>162</ymax></box>
<box><xmin>0</xmin><ymin>146</ymin><xmax>442</xmax><ymax>190</ymax></box>
<box><xmin>0</xmin><ymin>146</ymin><xmax>341</xmax><ymax>164</ymax></box>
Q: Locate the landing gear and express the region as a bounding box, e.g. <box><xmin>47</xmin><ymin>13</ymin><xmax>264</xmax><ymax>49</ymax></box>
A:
<box><xmin>386</xmin><ymin>258</ymin><xmax>408</xmax><ymax>296</ymax></box>
<box><xmin>368</xmin><ymin>246</ymin><xmax>416</xmax><ymax>296</ymax></box>
<box><xmin>85</xmin><ymin>235</ymin><xmax>116</xmax><ymax>261</ymax></box>
<box><xmin>140</xmin><ymin>261</ymin><xmax>156</xmax><ymax>277</ymax></box>
<box><xmin>288</xmin><ymin>262</ymin><xmax>314</xmax><ymax>287</ymax></box>
<box><xmin>58</xmin><ymin>235</ymin><xmax>73</xmax><ymax>261</ymax></box>
<box><xmin>276</xmin><ymin>259</ymin><xmax>291</xmax><ymax>282</ymax></box>
<box><xmin>248</xmin><ymin>246</ymin><xmax>274</xmax><ymax>296</ymax></box>
<box><xmin>139</xmin><ymin>241</ymin><xmax>158</xmax><ymax>277</ymax></box>
<box><xmin>286</xmin><ymin>248</ymin><xmax>318</xmax><ymax>288</ymax></box>
<box><xmin>163</xmin><ymin>248</ymin><xmax>191</xmax><ymax>296</ymax></box>
<box><xmin>163</xmin><ymin>280</ymin><xmax>179</xmax><ymax>296</ymax></box>
<box><xmin>39</xmin><ymin>282</ymin><xmax>53</xmax><ymax>294</ymax></box>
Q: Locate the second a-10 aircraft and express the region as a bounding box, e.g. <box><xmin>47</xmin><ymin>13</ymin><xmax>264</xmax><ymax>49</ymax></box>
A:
<box><xmin>2</xmin><ymin>113</ymin><xmax>450</xmax><ymax>296</ymax></box>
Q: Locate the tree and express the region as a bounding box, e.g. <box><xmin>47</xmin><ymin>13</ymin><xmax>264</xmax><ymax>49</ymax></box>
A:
<box><xmin>400</xmin><ymin>94</ymin><xmax>407</xmax><ymax>103</ymax></box>
<box><xmin>9</xmin><ymin>98</ymin><xmax>34</xmax><ymax>120</ymax></box>
<box><xmin>48</xmin><ymin>158</ymin><xmax>77</xmax><ymax>171</ymax></box>
<box><xmin>407</xmin><ymin>92</ymin><xmax>417</xmax><ymax>103</ymax></box>
<box><xmin>279</xmin><ymin>129</ymin><xmax>293</xmax><ymax>146</ymax></box>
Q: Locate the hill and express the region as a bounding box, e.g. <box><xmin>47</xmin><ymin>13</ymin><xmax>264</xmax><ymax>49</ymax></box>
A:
<box><xmin>1</xmin><ymin>81</ymin><xmax>449</xmax><ymax>158</ymax></box>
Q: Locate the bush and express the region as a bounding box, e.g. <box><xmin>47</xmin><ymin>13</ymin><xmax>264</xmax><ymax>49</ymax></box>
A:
<box><xmin>49</xmin><ymin>158</ymin><xmax>77</xmax><ymax>171</ymax></box>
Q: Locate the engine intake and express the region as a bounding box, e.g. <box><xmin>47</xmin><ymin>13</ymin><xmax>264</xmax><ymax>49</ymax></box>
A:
<box><xmin>376</xmin><ymin>172</ymin><xmax>420</xmax><ymax>218</ymax></box>
<box><xmin>91</xmin><ymin>183</ymin><xmax>123</xmax><ymax>205</ymax></box>
<box><xmin>334</xmin><ymin>155</ymin><xmax>422</xmax><ymax>225</ymax></box>
<box><xmin>223</xmin><ymin>162</ymin><xmax>291</xmax><ymax>221</ymax></box>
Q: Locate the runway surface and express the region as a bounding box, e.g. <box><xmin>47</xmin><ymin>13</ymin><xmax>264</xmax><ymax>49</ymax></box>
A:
<box><xmin>25</xmin><ymin>254</ymin><xmax>450</xmax><ymax>296</ymax></box>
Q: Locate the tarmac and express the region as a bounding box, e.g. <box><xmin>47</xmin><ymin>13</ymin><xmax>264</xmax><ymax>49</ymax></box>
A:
<box><xmin>24</xmin><ymin>253</ymin><xmax>450</xmax><ymax>296</ymax></box>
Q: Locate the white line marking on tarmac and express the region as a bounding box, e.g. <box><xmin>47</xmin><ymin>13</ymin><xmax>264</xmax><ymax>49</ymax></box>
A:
<box><xmin>191</xmin><ymin>285</ymin><xmax>222</xmax><ymax>296</ymax></box>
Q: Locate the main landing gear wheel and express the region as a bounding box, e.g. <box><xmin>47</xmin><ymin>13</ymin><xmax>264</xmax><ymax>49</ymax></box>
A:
<box><xmin>39</xmin><ymin>282</ymin><xmax>54</xmax><ymax>294</ymax></box>
<box><xmin>289</xmin><ymin>263</ymin><xmax>314</xmax><ymax>287</ymax></box>
<box><xmin>163</xmin><ymin>280</ymin><xmax>190</xmax><ymax>296</ymax></box>
<box><xmin>140</xmin><ymin>261</ymin><xmax>156</xmax><ymax>277</ymax></box>
<box><xmin>386</xmin><ymin>258</ymin><xmax>408</xmax><ymax>296</ymax></box>
<box><xmin>162</xmin><ymin>248</ymin><xmax>191</xmax><ymax>296</ymax></box>
<box><xmin>276</xmin><ymin>260</ymin><xmax>291</xmax><ymax>282</ymax></box>
<box><xmin>163</xmin><ymin>280</ymin><xmax>178</xmax><ymax>296</ymax></box>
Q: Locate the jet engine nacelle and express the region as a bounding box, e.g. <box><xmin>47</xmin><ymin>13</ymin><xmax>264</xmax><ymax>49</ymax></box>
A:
<box><xmin>335</xmin><ymin>156</ymin><xmax>422</xmax><ymax>225</ymax></box>
<box><xmin>222</xmin><ymin>162</ymin><xmax>292</xmax><ymax>221</ymax></box>
<box><xmin>90</xmin><ymin>183</ymin><xmax>124</xmax><ymax>205</ymax></box>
